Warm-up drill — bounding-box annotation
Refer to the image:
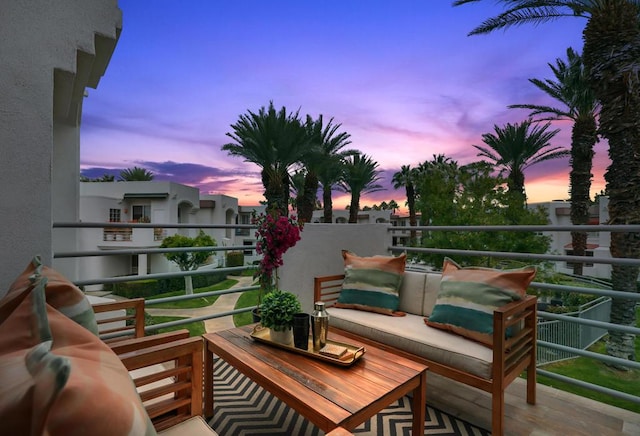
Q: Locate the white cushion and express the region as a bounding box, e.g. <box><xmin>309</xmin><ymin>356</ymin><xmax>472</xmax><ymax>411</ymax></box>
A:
<box><xmin>327</xmin><ymin>307</ymin><xmax>493</xmax><ymax>379</ymax></box>
<box><xmin>158</xmin><ymin>416</ymin><xmax>218</xmax><ymax>435</ymax></box>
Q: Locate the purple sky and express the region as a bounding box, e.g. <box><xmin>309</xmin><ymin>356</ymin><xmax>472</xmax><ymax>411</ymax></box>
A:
<box><xmin>80</xmin><ymin>1</ymin><xmax>605</xmax><ymax>213</ymax></box>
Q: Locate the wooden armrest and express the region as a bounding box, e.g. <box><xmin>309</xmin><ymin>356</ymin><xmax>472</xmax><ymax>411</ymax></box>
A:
<box><xmin>110</xmin><ymin>330</ymin><xmax>191</xmax><ymax>355</ymax></box>
<box><xmin>92</xmin><ymin>298</ymin><xmax>146</xmax><ymax>340</ymax></box>
<box><xmin>492</xmin><ymin>294</ymin><xmax>537</xmax><ymax>384</ymax></box>
<box><xmin>119</xmin><ymin>336</ymin><xmax>204</xmax><ymax>432</ymax></box>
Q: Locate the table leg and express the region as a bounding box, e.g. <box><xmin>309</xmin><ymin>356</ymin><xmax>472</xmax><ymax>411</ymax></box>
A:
<box><xmin>204</xmin><ymin>345</ymin><xmax>214</xmax><ymax>419</ymax></box>
<box><xmin>412</xmin><ymin>370</ymin><xmax>427</xmax><ymax>435</ymax></box>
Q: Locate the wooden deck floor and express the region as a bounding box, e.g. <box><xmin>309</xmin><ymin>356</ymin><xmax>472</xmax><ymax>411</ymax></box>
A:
<box><xmin>426</xmin><ymin>372</ymin><xmax>640</xmax><ymax>435</ymax></box>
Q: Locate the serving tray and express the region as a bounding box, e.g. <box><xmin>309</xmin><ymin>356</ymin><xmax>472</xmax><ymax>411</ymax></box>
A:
<box><xmin>250</xmin><ymin>325</ymin><xmax>366</xmax><ymax>366</ymax></box>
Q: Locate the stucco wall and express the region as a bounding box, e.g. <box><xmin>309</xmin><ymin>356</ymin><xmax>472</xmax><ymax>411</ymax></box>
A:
<box><xmin>278</xmin><ymin>223</ymin><xmax>392</xmax><ymax>313</ymax></box>
<box><xmin>0</xmin><ymin>1</ymin><xmax>121</xmax><ymax>291</ymax></box>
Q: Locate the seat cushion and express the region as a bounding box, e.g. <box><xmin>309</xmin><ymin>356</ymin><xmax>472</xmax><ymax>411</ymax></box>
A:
<box><xmin>327</xmin><ymin>306</ymin><xmax>493</xmax><ymax>379</ymax></box>
<box><xmin>158</xmin><ymin>416</ymin><xmax>218</xmax><ymax>435</ymax></box>
<box><xmin>335</xmin><ymin>250</ymin><xmax>406</xmax><ymax>316</ymax></box>
<box><xmin>0</xmin><ymin>267</ymin><xmax>156</xmax><ymax>436</ymax></box>
<box><xmin>426</xmin><ymin>258</ymin><xmax>536</xmax><ymax>346</ymax></box>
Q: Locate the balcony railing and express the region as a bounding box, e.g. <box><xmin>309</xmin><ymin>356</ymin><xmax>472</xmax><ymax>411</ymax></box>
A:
<box><xmin>53</xmin><ymin>221</ymin><xmax>640</xmax><ymax>410</ymax></box>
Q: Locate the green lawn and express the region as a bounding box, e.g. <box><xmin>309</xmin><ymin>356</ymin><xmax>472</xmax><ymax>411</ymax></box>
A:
<box><xmin>536</xmin><ymin>305</ymin><xmax>640</xmax><ymax>413</ymax></box>
<box><xmin>233</xmin><ymin>288</ymin><xmax>260</xmax><ymax>327</ymax></box>
<box><xmin>146</xmin><ymin>315</ymin><xmax>206</xmax><ymax>337</ymax></box>
<box><xmin>146</xmin><ymin>278</ymin><xmax>238</xmax><ymax>309</ymax></box>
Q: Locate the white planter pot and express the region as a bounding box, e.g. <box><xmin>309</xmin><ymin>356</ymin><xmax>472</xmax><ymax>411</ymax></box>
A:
<box><xmin>269</xmin><ymin>327</ymin><xmax>293</xmax><ymax>345</ymax></box>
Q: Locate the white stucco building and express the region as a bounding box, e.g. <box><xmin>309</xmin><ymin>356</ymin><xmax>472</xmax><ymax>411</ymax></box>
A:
<box><xmin>531</xmin><ymin>198</ymin><xmax>611</xmax><ymax>278</ymax></box>
<box><xmin>77</xmin><ymin>181</ymin><xmax>264</xmax><ymax>288</ymax></box>
<box><xmin>0</xmin><ymin>1</ymin><xmax>122</xmax><ymax>292</ymax></box>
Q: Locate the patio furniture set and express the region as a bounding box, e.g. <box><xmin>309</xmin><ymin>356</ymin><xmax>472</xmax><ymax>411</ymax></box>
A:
<box><xmin>1</xmin><ymin>252</ymin><xmax>537</xmax><ymax>435</ymax></box>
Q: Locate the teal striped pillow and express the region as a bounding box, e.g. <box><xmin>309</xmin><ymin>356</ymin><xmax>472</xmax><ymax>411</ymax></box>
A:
<box><xmin>336</xmin><ymin>251</ymin><xmax>406</xmax><ymax>316</ymax></box>
<box><xmin>426</xmin><ymin>258</ymin><xmax>536</xmax><ymax>346</ymax></box>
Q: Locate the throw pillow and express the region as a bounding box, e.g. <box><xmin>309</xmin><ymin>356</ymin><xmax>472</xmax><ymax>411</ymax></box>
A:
<box><xmin>335</xmin><ymin>250</ymin><xmax>406</xmax><ymax>316</ymax></box>
<box><xmin>426</xmin><ymin>258</ymin><xmax>536</xmax><ymax>347</ymax></box>
<box><xmin>6</xmin><ymin>256</ymin><xmax>99</xmax><ymax>335</ymax></box>
<box><xmin>0</xmin><ymin>270</ymin><xmax>156</xmax><ymax>436</ymax></box>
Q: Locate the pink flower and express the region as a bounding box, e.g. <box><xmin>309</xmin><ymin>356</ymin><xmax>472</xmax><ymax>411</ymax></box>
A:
<box><xmin>252</xmin><ymin>212</ymin><xmax>303</xmax><ymax>291</ymax></box>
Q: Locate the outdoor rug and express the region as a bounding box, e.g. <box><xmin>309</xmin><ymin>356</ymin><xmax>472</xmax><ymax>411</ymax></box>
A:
<box><xmin>208</xmin><ymin>358</ymin><xmax>491</xmax><ymax>435</ymax></box>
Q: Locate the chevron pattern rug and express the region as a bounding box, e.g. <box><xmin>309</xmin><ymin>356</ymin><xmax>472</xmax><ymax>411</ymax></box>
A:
<box><xmin>208</xmin><ymin>358</ymin><xmax>491</xmax><ymax>435</ymax></box>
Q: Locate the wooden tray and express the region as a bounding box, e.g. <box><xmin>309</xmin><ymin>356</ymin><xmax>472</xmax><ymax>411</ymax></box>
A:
<box><xmin>250</xmin><ymin>325</ymin><xmax>366</xmax><ymax>366</ymax></box>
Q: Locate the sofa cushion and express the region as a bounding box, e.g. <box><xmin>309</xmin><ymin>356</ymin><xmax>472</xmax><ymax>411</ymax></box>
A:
<box><xmin>0</xmin><ymin>269</ymin><xmax>156</xmax><ymax>436</ymax></box>
<box><xmin>6</xmin><ymin>256</ymin><xmax>99</xmax><ymax>335</ymax></box>
<box><xmin>426</xmin><ymin>258</ymin><xmax>536</xmax><ymax>346</ymax></box>
<box><xmin>327</xmin><ymin>306</ymin><xmax>493</xmax><ymax>379</ymax></box>
<box><xmin>398</xmin><ymin>270</ymin><xmax>443</xmax><ymax>316</ymax></box>
<box><xmin>335</xmin><ymin>250</ymin><xmax>406</xmax><ymax>316</ymax></box>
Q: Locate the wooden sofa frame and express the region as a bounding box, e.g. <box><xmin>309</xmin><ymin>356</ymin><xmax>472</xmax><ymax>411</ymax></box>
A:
<box><xmin>314</xmin><ymin>274</ymin><xmax>537</xmax><ymax>436</ymax></box>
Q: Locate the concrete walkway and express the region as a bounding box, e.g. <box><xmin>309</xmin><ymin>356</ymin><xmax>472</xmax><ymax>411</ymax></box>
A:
<box><xmin>144</xmin><ymin>275</ymin><xmax>255</xmax><ymax>333</ymax></box>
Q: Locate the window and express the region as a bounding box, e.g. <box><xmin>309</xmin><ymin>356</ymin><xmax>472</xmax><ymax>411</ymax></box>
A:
<box><xmin>243</xmin><ymin>240</ymin><xmax>253</xmax><ymax>256</ymax></box>
<box><xmin>132</xmin><ymin>205</ymin><xmax>151</xmax><ymax>222</ymax></box>
<box><xmin>109</xmin><ymin>208</ymin><xmax>121</xmax><ymax>222</ymax></box>
<box><xmin>565</xmin><ymin>250</ymin><xmax>594</xmax><ymax>268</ymax></box>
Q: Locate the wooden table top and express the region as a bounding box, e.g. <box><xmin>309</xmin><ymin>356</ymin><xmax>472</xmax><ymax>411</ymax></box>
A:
<box><xmin>203</xmin><ymin>325</ymin><xmax>427</xmax><ymax>432</ymax></box>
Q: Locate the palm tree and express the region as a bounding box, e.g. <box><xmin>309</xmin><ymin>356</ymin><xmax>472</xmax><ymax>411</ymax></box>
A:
<box><xmin>392</xmin><ymin>165</ymin><xmax>418</xmax><ymax>243</ymax></box>
<box><xmin>510</xmin><ymin>48</ymin><xmax>599</xmax><ymax>275</ymax></box>
<box><xmin>473</xmin><ymin>120</ymin><xmax>567</xmax><ymax>209</ymax></box>
<box><xmin>454</xmin><ymin>0</ymin><xmax>640</xmax><ymax>365</ymax></box>
<box><xmin>387</xmin><ymin>199</ymin><xmax>399</xmax><ymax>213</ymax></box>
<box><xmin>306</xmin><ymin>117</ymin><xmax>356</xmax><ymax>224</ymax></box>
<box><xmin>338</xmin><ymin>154</ymin><xmax>384</xmax><ymax>223</ymax></box>
<box><xmin>223</xmin><ymin>101</ymin><xmax>308</xmax><ymax>216</ymax></box>
<box><xmin>297</xmin><ymin>115</ymin><xmax>353</xmax><ymax>223</ymax></box>
<box><xmin>119</xmin><ymin>166</ymin><xmax>154</xmax><ymax>181</ymax></box>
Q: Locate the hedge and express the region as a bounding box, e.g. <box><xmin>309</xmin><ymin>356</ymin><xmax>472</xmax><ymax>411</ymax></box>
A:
<box><xmin>107</xmin><ymin>270</ymin><xmax>228</xmax><ymax>298</ymax></box>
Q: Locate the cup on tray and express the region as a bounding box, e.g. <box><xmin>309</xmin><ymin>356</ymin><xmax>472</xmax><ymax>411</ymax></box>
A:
<box><xmin>292</xmin><ymin>312</ymin><xmax>310</xmax><ymax>350</ymax></box>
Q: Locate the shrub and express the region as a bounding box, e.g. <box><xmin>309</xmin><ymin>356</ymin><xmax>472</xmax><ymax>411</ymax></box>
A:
<box><xmin>226</xmin><ymin>251</ymin><xmax>244</xmax><ymax>267</ymax></box>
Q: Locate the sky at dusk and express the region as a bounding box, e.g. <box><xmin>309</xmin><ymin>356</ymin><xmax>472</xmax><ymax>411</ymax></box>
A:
<box><xmin>80</xmin><ymin>0</ymin><xmax>605</xmax><ymax>213</ymax></box>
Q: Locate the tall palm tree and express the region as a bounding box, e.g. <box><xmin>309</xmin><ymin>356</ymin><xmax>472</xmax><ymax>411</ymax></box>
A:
<box><xmin>119</xmin><ymin>166</ymin><xmax>154</xmax><ymax>181</ymax></box>
<box><xmin>473</xmin><ymin>120</ymin><xmax>567</xmax><ymax>209</ymax></box>
<box><xmin>338</xmin><ymin>154</ymin><xmax>384</xmax><ymax>223</ymax></box>
<box><xmin>307</xmin><ymin>117</ymin><xmax>356</xmax><ymax>224</ymax></box>
<box><xmin>298</xmin><ymin>115</ymin><xmax>353</xmax><ymax>223</ymax></box>
<box><xmin>454</xmin><ymin>0</ymin><xmax>640</xmax><ymax>365</ymax></box>
<box><xmin>510</xmin><ymin>48</ymin><xmax>599</xmax><ymax>275</ymax></box>
<box><xmin>223</xmin><ymin>101</ymin><xmax>308</xmax><ymax>216</ymax></box>
<box><xmin>392</xmin><ymin>165</ymin><xmax>418</xmax><ymax>243</ymax></box>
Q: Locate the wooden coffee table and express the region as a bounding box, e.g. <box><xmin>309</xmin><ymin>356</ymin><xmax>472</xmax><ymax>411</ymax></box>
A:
<box><xmin>203</xmin><ymin>325</ymin><xmax>427</xmax><ymax>433</ymax></box>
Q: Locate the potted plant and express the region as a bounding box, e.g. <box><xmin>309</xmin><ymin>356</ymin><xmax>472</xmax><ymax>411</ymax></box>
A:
<box><xmin>259</xmin><ymin>289</ymin><xmax>302</xmax><ymax>344</ymax></box>
<box><xmin>252</xmin><ymin>212</ymin><xmax>303</xmax><ymax>321</ymax></box>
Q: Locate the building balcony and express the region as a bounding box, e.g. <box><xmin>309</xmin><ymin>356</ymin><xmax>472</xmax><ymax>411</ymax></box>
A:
<box><xmin>53</xmin><ymin>221</ymin><xmax>640</xmax><ymax>435</ymax></box>
<box><xmin>101</xmin><ymin>226</ymin><xmax>167</xmax><ymax>245</ymax></box>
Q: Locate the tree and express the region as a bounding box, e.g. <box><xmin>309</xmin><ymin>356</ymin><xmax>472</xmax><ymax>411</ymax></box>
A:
<box><xmin>119</xmin><ymin>166</ymin><xmax>154</xmax><ymax>181</ymax></box>
<box><xmin>80</xmin><ymin>174</ymin><xmax>115</xmax><ymax>182</ymax></box>
<box><xmin>473</xmin><ymin>119</ymin><xmax>567</xmax><ymax>211</ymax></box>
<box><xmin>510</xmin><ymin>48</ymin><xmax>599</xmax><ymax>275</ymax></box>
<box><xmin>306</xmin><ymin>116</ymin><xmax>355</xmax><ymax>224</ymax></box>
<box><xmin>454</xmin><ymin>0</ymin><xmax>640</xmax><ymax>365</ymax></box>
<box><xmin>223</xmin><ymin>101</ymin><xmax>308</xmax><ymax>216</ymax></box>
<box><xmin>338</xmin><ymin>154</ymin><xmax>384</xmax><ymax>223</ymax></box>
<box><xmin>160</xmin><ymin>231</ymin><xmax>217</xmax><ymax>295</ymax></box>
<box><xmin>387</xmin><ymin>199</ymin><xmax>399</xmax><ymax>213</ymax></box>
<box><xmin>415</xmin><ymin>154</ymin><xmax>459</xmax><ymax>226</ymax></box>
<box><xmin>392</xmin><ymin>165</ymin><xmax>418</xmax><ymax>242</ymax></box>
<box><xmin>297</xmin><ymin>115</ymin><xmax>353</xmax><ymax>223</ymax></box>
<box><xmin>414</xmin><ymin>158</ymin><xmax>551</xmax><ymax>267</ymax></box>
